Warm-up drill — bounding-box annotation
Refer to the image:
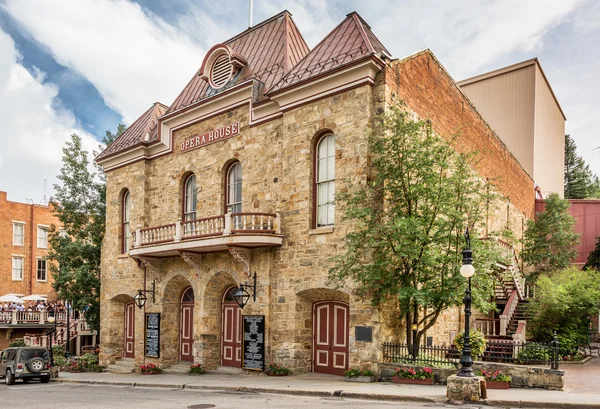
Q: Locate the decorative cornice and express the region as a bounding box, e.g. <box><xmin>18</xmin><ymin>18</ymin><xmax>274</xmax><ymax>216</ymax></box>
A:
<box><xmin>228</xmin><ymin>247</ymin><xmax>251</xmax><ymax>278</ymax></box>
<box><xmin>137</xmin><ymin>256</ymin><xmax>162</xmax><ymax>282</ymax></box>
<box><xmin>180</xmin><ymin>252</ymin><xmax>202</xmax><ymax>279</ymax></box>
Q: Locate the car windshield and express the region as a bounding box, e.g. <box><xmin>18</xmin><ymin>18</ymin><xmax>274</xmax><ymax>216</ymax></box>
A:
<box><xmin>20</xmin><ymin>349</ymin><xmax>48</xmax><ymax>361</ymax></box>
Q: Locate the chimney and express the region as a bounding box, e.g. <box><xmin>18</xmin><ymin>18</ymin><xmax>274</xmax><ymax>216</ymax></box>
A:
<box><xmin>0</xmin><ymin>191</ymin><xmax>6</xmax><ymax>202</ymax></box>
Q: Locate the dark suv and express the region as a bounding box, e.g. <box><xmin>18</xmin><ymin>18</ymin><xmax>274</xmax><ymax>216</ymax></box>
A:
<box><xmin>0</xmin><ymin>347</ymin><xmax>51</xmax><ymax>385</ymax></box>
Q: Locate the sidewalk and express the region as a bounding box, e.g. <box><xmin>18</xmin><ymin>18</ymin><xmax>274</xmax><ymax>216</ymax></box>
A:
<box><xmin>52</xmin><ymin>371</ymin><xmax>600</xmax><ymax>409</ymax></box>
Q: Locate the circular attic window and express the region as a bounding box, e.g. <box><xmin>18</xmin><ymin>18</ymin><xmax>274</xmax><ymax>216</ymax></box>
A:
<box><xmin>210</xmin><ymin>54</ymin><xmax>233</xmax><ymax>89</ymax></box>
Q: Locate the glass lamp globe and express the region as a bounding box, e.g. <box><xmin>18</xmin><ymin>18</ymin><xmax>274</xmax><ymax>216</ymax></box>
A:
<box><xmin>233</xmin><ymin>287</ymin><xmax>250</xmax><ymax>309</ymax></box>
<box><xmin>459</xmin><ymin>264</ymin><xmax>475</xmax><ymax>278</ymax></box>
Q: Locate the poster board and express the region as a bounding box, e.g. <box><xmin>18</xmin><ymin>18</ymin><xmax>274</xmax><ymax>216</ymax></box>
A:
<box><xmin>242</xmin><ymin>315</ymin><xmax>265</xmax><ymax>371</ymax></box>
<box><xmin>145</xmin><ymin>313</ymin><xmax>160</xmax><ymax>358</ymax></box>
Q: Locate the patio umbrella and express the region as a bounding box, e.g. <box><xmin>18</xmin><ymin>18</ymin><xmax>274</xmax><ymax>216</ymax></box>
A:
<box><xmin>21</xmin><ymin>295</ymin><xmax>47</xmax><ymax>301</ymax></box>
<box><xmin>0</xmin><ymin>294</ymin><xmax>25</xmax><ymax>303</ymax></box>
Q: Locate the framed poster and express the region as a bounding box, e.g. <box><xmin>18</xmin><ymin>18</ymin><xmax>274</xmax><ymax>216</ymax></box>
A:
<box><xmin>145</xmin><ymin>313</ymin><xmax>160</xmax><ymax>358</ymax></box>
<box><xmin>242</xmin><ymin>315</ymin><xmax>265</xmax><ymax>371</ymax></box>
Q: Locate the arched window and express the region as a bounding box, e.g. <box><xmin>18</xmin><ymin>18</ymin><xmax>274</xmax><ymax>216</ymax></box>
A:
<box><xmin>226</xmin><ymin>162</ymin><xmax>242</xmax><ymax>214</ymax></box>
<box><xmin>315</xmin><ymin>134</ymin><xmax>336</xmax><ymax>227</ymax></box>
<box><xmin>181</xmin><ymin>287</ymin><xmax>195</xmax><ymax>303</ymax></box>
<box><xmin>122</xmin><ymin>190</ymin><xmax>131</xmax><ymax>253</ymax></box>
<box><xmin>183</xmin><ymin>174</ymin><xmax>197</xmax><ymax>221</ymax></box>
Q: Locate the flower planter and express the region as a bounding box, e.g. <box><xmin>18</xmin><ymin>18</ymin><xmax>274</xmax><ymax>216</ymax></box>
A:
<box><xmin>485</xmin><ymin>380</ymin><xmax>510</xmax><ymax>389</ymax></box>
<box><xmin>141</xmin><ymin>372</ymin><xmax>161</xmax><ymax>375</ymax></box>
<box><xmin>345</xmin><ymin>375</ymin><xmax>376</xmax><ymax>383</ymax></box>
<box><xmin>265</xmin><ymin>372</ymin><xmax>288</xmax><ymax>376</ymax></box>
<box><xmin>392</xmin><ymin>376</ymin><xmax>434</xmax><ymax>385</ymax></box>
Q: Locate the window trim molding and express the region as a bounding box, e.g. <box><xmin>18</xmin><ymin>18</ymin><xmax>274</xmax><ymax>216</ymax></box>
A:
<box><xmin>224</xmin><ymin>160</ymin><xmax>242</xmax><ymax>214</ymax></box>
<box><xmin>36</xmin><ymin>225</ymin><xmax>49</xmax><ymax>249</ymax></box>
<box><xmin>36</xmin><ymin>257</ymin><xmax>47</xmax><ymax>282</ymax></box>
<box><xmin>183</xmin><ymin>173</ymin><xmax>197</xmax><ymax>222</ymax></box>
<box><xmin>12</xmin><ymin>221</ymin><xmax>25</xmax><ymax>246</ymax></box>
<box><xmin>312</xmin><ymin>132</ymin><xmax>336</xmax><ymax>229</ymax></box>
<box><xmin>11</xmin><ymin>255</ymin><xmax>25</xmax><ymax>281</ymax></box>
<box><xmin>121</xmin><ymin>189</ymin><xmax>131</xmax><ymax>254</ymax></box>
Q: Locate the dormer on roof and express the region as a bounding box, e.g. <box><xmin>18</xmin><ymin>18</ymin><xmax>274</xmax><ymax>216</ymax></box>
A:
<box><xmin>199</xmin><ymin>44</ymin><xmax>248</xmax><ymax>90</ymax></box>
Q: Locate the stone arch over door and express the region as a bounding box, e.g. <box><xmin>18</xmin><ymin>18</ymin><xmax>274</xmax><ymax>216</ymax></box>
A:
<box><xmin>161</xmin><ymin>275</ymin><xmax>194</xmax><ymax>365</ymax></box>
<box><xmin>295</xmin><ymin>287</ymin><xmax>351</xmax><ymax>374</ymax></box>
<box><xmin>102</xmin><ymin>294</ymin><xmax>134</xmax><ymax>364</ymax></box>
<box><xmin>199</xmin><ymin>270</ymin><xmax>238</xmax><ymax>369</ymax></box>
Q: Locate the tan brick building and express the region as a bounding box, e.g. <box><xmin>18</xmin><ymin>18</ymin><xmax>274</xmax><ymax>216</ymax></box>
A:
<box><xmin>0</xmin><ymin>191</ymin><xmax>58</xmax><ymax>298</ymax></box>
<box><xmin>96</xmin><ymin>11</ymin><xmax>535</xmax><ymax>374</ymax></box>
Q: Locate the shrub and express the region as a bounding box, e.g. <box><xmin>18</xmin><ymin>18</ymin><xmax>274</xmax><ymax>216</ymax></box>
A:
<box><xmin>53</xmin><ymin>356</ymin><xmax>68</xmax><ymax>368</ymax></box>
<box><xmin>517</xmin><ymin>343</ymin><xmax>550</xmax><ymax>363</ymax></box>
<box><xmin>52</xmin><ymin>345</ymin><xmax>65</xmax><ymax>358</ymax></box>
<box><xmin>265</xmin><ymin>362</ymin><xmax>290</xmax><ymax>375</ymax></box>
<box><xmin>344</xmin><ymin>368</ymin><xmax>374</xmax><ymax>378</ymax></box>
<box><xmin>478</xmin><ymin>370</ymin><xmax>512</xmax><ymax>382</ymax></box>
<box><xmin>188</xmin><ymin>364</ymin><xmax>205</xmax><ymax>375</ymax></box>
<box><xmin>394</xmin><ymin>367</ymin><xmax>434</xmax><ymax>380</ymax></box>
<box><xmin>454</xmin><ymin>329</ymin><xmax>486</xmax><ymax>358</ymax></box>
<box><xmin>8</xmin><ymin>340</ymin><xmax>26</xmax><ymax>347</ymax></box>
<box><xmin>140</xmin><ymin>363</ymin><xmax>162</xmax><ymax>374</ymax></box>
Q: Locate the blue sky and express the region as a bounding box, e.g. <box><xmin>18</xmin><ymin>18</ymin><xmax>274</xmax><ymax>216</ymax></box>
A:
<box><xmin>0</xmin><ymin>0</ymin><xmax>598</xmax><ymax>203</ymax></box>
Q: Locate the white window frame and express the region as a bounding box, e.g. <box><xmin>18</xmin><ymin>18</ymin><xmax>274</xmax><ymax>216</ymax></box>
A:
<box><xmin>36</xmin><ymin>258</ymin><xmax>47</xmax><ymax>282</ymax></box>
<box><xmin>123</xmin><ymin>191</ymin><xmax>131</xmax><ymax>254</ymax></box>
<box><xmin>227</xmin><ymin>162</ymin><xmax>242</xmax><ymax>214</ymax></box>
<box><xmin>12</xmin><ymin>221</ymin><xmax>25</xmax><ymax>246</ymax></box>
<box><xmin>184</xmin><ymin>174</ymin><xmax>197</xmax><ymax>222</ymax></box>
<box><xmin>37</xmin><ymin>225</ymin><xmax>49</xmax><ymax>249</ymax></box>
<box><xmin>316</xmin><ymin>134</ymin><xmax>336</xmax><ymax>227</ymax></box>
<box><xmin>12</xmin><ymin>256</ymin><xmax>24</xmax><ymax>281</ymax></box>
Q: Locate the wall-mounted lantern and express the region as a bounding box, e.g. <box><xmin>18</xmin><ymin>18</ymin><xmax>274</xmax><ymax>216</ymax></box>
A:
<box><xmin>234</xmin><ymin>272</ymin><xmax>257</xmax><ymax>309</ymax></box>
<box><xmin>134</xmin><ymin>279</ymin><xmax>156</xmax><ymax>309</ymax></box>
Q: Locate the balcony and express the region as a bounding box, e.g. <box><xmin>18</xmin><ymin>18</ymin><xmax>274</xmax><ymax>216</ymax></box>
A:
<box><xmin>129</xmin><ymin>210</ymin><xmax>283</xmax><ymax>257</ymax></box>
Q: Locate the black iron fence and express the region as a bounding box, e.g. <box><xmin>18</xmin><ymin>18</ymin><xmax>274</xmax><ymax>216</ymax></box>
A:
<box><xmin>383</xmin><ymin>337</ymin><xmax>560</xmax><ymax>369</ymax></box>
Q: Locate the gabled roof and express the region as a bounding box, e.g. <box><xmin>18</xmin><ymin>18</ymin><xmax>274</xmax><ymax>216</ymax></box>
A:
<box><xmin>268</xmin><ymin>12</ymin><xmax>390</xmax><ymax>94</ymax></box>
<box><xmin>96</xmin><ymin>102</ymin><xmax>168</xmax><ymax>160</ymax></box>
<box><xmin>166</xmin><ymin>10</ymin><xmax>309</xmax><ymax>115</ymax></box>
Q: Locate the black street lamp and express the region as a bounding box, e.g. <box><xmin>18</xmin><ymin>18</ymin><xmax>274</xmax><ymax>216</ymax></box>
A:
<box><xmin>47</xmin><ymin>311</ymin><xmax>56</xmax><ymax>365</ymax></box>
<box><xmin>458</xmin><ymin>228</ymin><xmax>475</xmax><ymax>377</ymax></box>
<box><xmin>234</xmin><ymin>272</ymin><xmax>257</xmax><ymax>309</ymax></box>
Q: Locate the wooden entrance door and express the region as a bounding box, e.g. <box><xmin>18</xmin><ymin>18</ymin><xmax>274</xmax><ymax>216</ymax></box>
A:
<box><xmin>124</xmin><ymin>301</ymin><xmax>135</xmax><ymax>358</ymax></box>
<box><xmin>180</xmin><ymin>287</ymin><xmax>195</xmax><ymax>362</ymax></box>
<box><xmin>221</xmin><ymin>286</ymin><xmax>242</xmax><ymax>367</ymax></box>
<box><xmin>313</xmin><ymin>301</ymin><xmax>349</xmax><ymax>376</ymax></box>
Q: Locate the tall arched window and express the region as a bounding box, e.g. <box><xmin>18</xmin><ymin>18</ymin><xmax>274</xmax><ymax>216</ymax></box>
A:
<box><xmin>122</xmin><ymin>190</ymin><xmax>131</xmax><ymax>253</ymax></box>
<box><xmin>226</xmin><ymin>162</ymin><xmax>242</xmax><ymax>214</ymax></box>
<box><xmin>315</xmin><ymin>134</ymin><xmax>335</xmax><ymax>227</ymax></box>
<box><xmin>184</xmin><ymin>174</ymin><xmax>197</xmax><ymax>221</ymax></box>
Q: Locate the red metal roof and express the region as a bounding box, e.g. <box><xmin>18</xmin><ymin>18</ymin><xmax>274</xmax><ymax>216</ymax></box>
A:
<box><xmin>96</xmin><ymin>102</ymin><xmax>168</xmax><ymax>160</ymax></box>
<box><xmin>166</xmin><ymin>11</ymin><xmax>309</xmax><ymax>115</ymax></box>
<box><xmin>269</xmin><ymin>12</ymin><xmax>390</xmax><ymax>94</ymax></box>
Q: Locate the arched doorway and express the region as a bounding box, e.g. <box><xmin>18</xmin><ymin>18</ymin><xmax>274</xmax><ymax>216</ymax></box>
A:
<box><xmin>124</xmin><ymin>301</ymin><xmax>135</xmax><ymax>358</ymax></box>
<box><xmin>313</xmin><ymin>301</ymin><xmax>349</xmax><ymax>376</ymax></box>
<box><xmin>221</xmin><ymin>286</ymin><xmax>241</xmax><ymax>367</ymax></box>
<box><xmin>180</xmin><ymin>287</ymin><xmax>195</xmax><ymax>362</ymax></box>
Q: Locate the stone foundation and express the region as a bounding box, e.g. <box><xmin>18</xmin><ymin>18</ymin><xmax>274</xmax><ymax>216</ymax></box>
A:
<box><xmin>446</xmin><ymin>375</ymin><xmax>483</xmax><ymax>402</ymax></box>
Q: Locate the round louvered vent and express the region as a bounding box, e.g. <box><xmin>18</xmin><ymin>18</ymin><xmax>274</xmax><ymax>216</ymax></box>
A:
<box><xmin>210</xmin><ymin>54</ymin><xmax>233</xmax><ymax>88</ymax></box>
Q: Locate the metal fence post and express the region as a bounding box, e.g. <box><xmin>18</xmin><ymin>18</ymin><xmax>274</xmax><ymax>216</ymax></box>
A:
<box><xmin>551</xmin><ymin>331</ymin><xmax>560</xmax><ymax>370</ymax></box>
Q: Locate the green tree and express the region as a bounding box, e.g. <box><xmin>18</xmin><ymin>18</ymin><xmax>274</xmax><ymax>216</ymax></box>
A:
<box><xmin>523</xmin><ymin>193</ymin><xmax>580</xmax><ymax>276</ymax></box>
<box><xmin>103</xmin><ymin>124</ymin><xmax>126</xmax><ymax>146</ymax></box>
<box><xmin>48</xmin><ymin>125</ymin><xmax>125</xmax><ymax>331</ymax></box>
<box><xmin>329</xmin><ymin>104</ymin><xmax>502</xmax><ymax>352</ymax></box>
<box><xmin>564</xmin><ymin>134</ymin><xmax>598</xmax><ymax>199</ymax></box>
<box><xmin>528</xmin><ymin>268</ymin><xmax>600</xmax><ymax>355</ymax></box>
<box><xmin>583</xmin><ymin>237</ymin><xmax>600</xmax><ymax>271</ymax></box>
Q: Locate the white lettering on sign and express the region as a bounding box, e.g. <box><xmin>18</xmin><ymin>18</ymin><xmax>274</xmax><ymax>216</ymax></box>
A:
<box><xmin>180</xmin><ymin>122</ymin><xmax>240</xmax><ymax>153</ymax></box>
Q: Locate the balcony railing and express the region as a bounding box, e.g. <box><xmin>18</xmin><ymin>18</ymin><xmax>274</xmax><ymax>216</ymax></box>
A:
<box><xmin>132</xmin><ymin>210</ymin><xmax>281</xmax><ymax>248</ymax></box>
<box><xmin>0</xmin><ymin>310</ymin><xmax>73</xmax><ymax>325</ymax></box>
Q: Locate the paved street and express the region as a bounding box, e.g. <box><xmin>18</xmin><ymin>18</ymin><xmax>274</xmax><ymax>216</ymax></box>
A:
<box><xmin>563</xmin><ymin>350</ymin><xmax>600</xmax><ymax>394</ymax></box>
<box><xmin>1</xmin><ymin>383</ymin><xmax>500</xmax><ymax>409</ymax></box>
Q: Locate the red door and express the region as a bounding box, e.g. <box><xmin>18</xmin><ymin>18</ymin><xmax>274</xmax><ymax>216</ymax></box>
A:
<box><xmin>221</xmin><ymin>287</ymin><xmax>242</xmax><ymax>367</ymax></box>
<box><xmin>313</xmin><ymin>301</ymin><xmax>349</xmax><ymax>376</ymax></box>
<box><xmin>124</xmin><ymin>301</ymin><xmax>135</xmax><ymax>358</ymax></box>
<box><xmin>180</xmin><ymin>287</ymin><xmax>195</xmax><ymax>362</ymax></box>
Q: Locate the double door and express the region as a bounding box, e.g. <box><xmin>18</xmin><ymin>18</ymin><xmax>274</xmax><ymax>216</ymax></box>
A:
<box><xmin>313</xmin><ymin>301</ymin><xmax>349</xmax><ymax>376</ymax></box>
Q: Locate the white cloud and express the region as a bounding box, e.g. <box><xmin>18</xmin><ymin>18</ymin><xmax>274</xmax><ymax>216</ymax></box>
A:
<box><xmin>3</xmin><ymin>0</ymin><xmax>205</xmax><ymax>124</ymax></box>
<box><xmin>0</xmin><ymin>29</ymin><xmax>98</xmax><ymax>203</ymax></box>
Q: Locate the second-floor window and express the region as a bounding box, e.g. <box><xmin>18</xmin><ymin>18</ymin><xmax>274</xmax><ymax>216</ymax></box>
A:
<box><xmin>184</xmin><ymin>174</ymin><xmax>197</xmax><ymax>221</ymax></box>
<box><xmin>316</xmin><ymin>134</ymin><xmax>336</xmax><ymax>227</ymax></box>
<box><xmin>122</xmin><ymin>190</ymin><xmax>131</xmax><ymax>253</ymax></box>
<box><xmin>226</xmin><ymin>162</ymin><xmax>242</xmax><ymax>214</ymax></box>
<box><xmin>37</xmin><ymin>226</ymin><xmax>48</xmax><ymax>248</ymax></box>
<box><xmin>12</xmin><ymin>256</ymin><xmax>24</xmax><ymax>280</ymax></box>
<box><xmin>37</xmin><ymin>259</ymin><xmax>47</xmax><ymax>281</ymax></box>
<box><xmin>13</xmin><ymin>222</ymin><xmax>24</xmax><ymax>245</ymax></box>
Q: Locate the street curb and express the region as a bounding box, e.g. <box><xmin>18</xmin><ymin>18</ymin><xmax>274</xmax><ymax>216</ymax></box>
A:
<box><xmin>50</xmin><ymin>379</ymin><xmax>600</xmax><ymax>409</ymax></box>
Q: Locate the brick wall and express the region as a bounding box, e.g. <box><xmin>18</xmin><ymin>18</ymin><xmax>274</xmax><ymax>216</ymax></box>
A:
<box><xmin>0</xmin><ymin>191</ymin><xmax>59</xmax><ymax>297</ymax></box>
<box><xmin>384</xmin><ymin>51</ymin><xmax>535</xmax><ymax>218</ymax></box>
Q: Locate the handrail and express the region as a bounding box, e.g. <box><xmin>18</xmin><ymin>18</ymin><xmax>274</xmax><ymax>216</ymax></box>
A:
<box><xmin>475</xmin><ymin>318</ymin><xmax>499</xmax><ymax>337</ymax></box>
<box><xmin>500</xmin><ymin>289</ymin><xmax>519</xmax><ymax>336</ymax></box>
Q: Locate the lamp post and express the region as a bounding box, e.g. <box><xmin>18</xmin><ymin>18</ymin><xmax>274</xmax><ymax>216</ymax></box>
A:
<box><xmin>47</xmin><ymin>312</ymin><xmax>56</xmax><ymax>365</ymax></box>
<box><xmin>65</xmin><ymin>300</ymin><xmax>70</xmax><ymax>358</ymax></box>
<box><xmin>457</xmin><ymin>228</ymin><xmax>475</xmax><ymax>377</ymax></box>
<box><xmin>411</xmin><ymin>322</ymin><xmax>418</xmax><ymax>362</ymax></box>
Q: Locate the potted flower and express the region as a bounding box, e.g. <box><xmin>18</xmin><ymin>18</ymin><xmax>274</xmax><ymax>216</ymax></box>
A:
<box><xmin>265</xmin><ymin>362</ymin><xmax>290</xmax><ymax>376</ymax></box>
<box><xmin>344</xmin><ymin>368</ymin><xmax>376</xmax><ymax>383</ymax></box>
<box><xmin>188</xmin><ymin>363</ymin><xmax>206</xmax><ymax>375</ymax></box>
<box><xmin>68</xmin><ymin>360</ymin><xmax>85</xmax><ymax>373</ymax></box>
<box><xmin>478</xmin><ymin>370</ymin><xmax>512</xmax><ymax>389</ymax></box>
<box><xmin>140</xmin><ymin>363</ymin><xmax>162</xmax><ymax>375</ymax></box>
<box><xmin>392</xmin><ymin>367</ymin><xmax>434</xmax><ymax>385</ymax></box>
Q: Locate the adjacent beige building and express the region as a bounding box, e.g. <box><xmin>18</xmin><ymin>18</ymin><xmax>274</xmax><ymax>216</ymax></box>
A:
<box><xmin>458</xmin><ymin>59</ymin><xmax>566</xmax><ymax>198</ymax></box>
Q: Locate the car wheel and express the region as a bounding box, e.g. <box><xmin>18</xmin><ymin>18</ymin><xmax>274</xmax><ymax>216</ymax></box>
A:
<box><xmin>5</xmin><ymin>370</ymin><xmax>14</xmax><ymax>385</ymax></box>
<box><xmin>27</xmin><ymin>357</ymin><xmax>44</xmax><ymax>373</ymax></box>
<box><xmin>40</xmin><ymin>376</ymin><xmax>50</xmax><ymax>384</ymax></box>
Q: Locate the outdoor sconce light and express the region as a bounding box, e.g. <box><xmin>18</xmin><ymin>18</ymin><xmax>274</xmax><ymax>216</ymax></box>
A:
<box><xmin>411</xmin><ymin>323</ymin><xmax>418</xmax><ymax>331</ymax></box>
<box><xmin>234</xmin><ymin>272</ymin><xmax>257</xmax><ymax>309</ymax></box>
<box><xmin>134</xmin><ymin>279</ymin><xmax>156</xmax><ymax>309</ymax></box>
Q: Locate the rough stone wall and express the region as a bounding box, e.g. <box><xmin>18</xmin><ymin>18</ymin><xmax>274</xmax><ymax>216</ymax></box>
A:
<box><xmin>0</xmin><ymin>191</ymin><xmax>59</xmax><ymax>297</ymax></box>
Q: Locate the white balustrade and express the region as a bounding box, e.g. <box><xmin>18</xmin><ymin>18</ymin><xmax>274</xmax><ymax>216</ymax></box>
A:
<box><xmin>141</xmin><ymin>223</ymin><xmax>176</xmax><ymax>245</ymax></box>
<box><xmin>183</xmin><ymin>215</ymin><xmax>225</xmax><ymax>238</ymax></box>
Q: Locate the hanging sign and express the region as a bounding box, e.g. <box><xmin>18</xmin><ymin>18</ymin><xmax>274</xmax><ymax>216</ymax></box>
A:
<box><xmin>180</xmin><ymin>122</ymin><xmax>240</xmax><ymax>153</ymax></box>
<box><xmin>242</xmin><ymin>315</ymin><xmax>265</xmax><ymax>371</ymax></box>
<box><xmin>145</xmin><ymin>313</ymin><xmax>160</xmax><ymax>358</ymax></box>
